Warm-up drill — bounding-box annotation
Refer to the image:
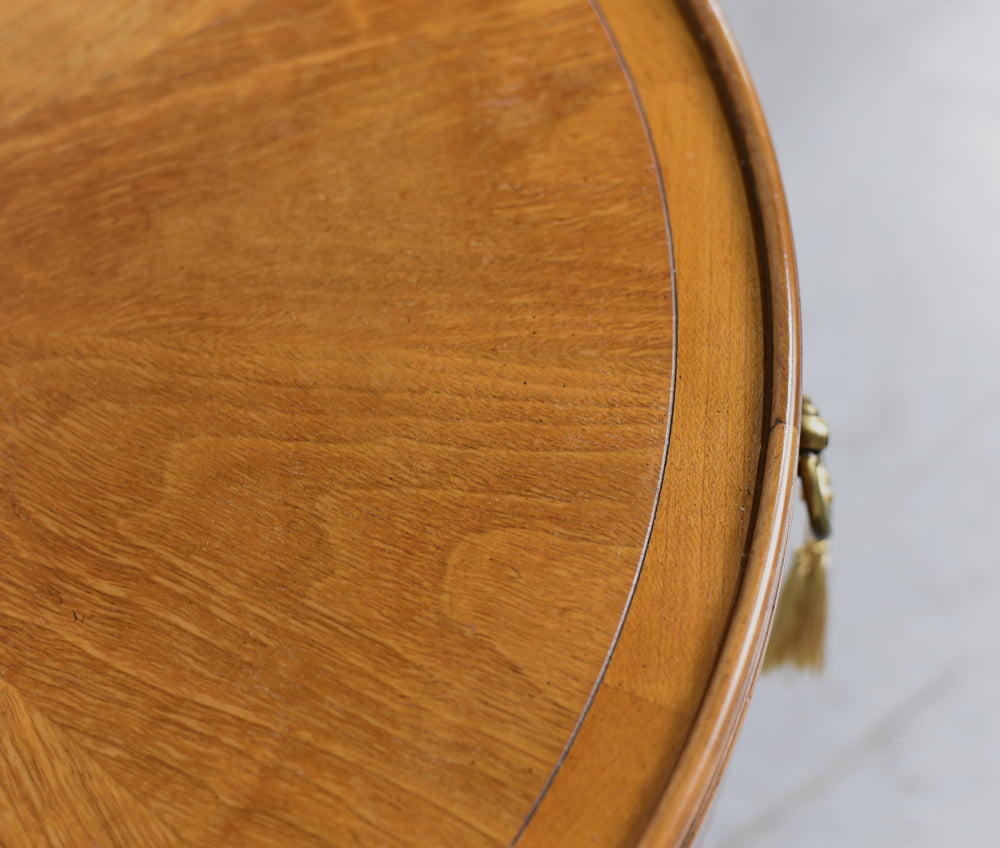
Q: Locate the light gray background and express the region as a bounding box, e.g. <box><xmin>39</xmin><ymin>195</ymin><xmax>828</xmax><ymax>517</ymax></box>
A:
<box><xmin>703</xmin><ymin>1</ymin><xmax>1000</xmax><ymax>846</ymax></box>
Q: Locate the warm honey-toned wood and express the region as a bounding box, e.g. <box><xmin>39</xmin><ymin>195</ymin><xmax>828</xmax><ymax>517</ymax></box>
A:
<box><xmin>514</xmin><ymin>1</ymin><xmax>799</xmax><ymax>844</ymax></box>
<box><xmin>0</xmin><ymin>0</ymin><xmax>798</xmax><ymax>846</ymax></box>
<box><xmin>631</xmin><ymin>2</ymin><xmax>802</xmax><ymax>842</ymax></box>
<box><xmin>1</xmin><ymin>2</ymin><xmax>672</xmax><ymax>845</ymax></box>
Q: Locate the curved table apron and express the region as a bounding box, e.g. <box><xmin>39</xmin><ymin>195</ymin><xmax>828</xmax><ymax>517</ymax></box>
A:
<box><xmin>0</xmin><ymin>0</ymin><xmax>800</xmax><ymax>845</ymax></box>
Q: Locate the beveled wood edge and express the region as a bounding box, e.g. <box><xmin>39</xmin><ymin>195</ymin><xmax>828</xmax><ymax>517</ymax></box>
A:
<box><xmin>634</xmin><ymin>0</ymin><xmax>802</xmax><ymax>844</ymax></box>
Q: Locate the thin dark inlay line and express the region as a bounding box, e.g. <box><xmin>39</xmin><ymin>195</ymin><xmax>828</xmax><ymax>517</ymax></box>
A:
<box><xmin>509</xmin><ymin>1</ymin><xmax>679</xmax><ymax>842</ymax></box>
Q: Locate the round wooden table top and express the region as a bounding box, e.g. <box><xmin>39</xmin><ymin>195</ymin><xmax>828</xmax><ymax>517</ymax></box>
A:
<box><xmin>0</xmin><ymin>1</ymin><xmax>800</xmax><ymax>845</ymax></box>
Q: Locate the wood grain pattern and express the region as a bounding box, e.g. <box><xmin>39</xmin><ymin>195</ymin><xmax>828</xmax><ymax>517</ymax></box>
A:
<box><xmin>0</xmin><ymin>0</ymin><xmax>799</xmax><ymax>845</ymax></box>
<box><xmin>633</xmin><ymin>1</ymin><xmax>802</xmax><ymax>842</ymax></box>
<box><xmin>0</xmin><ymin>681</ymin><xmax>178</xmax><ymax>844</ymax></box>
<box><xmin>515</xmin><ymin>0</ymin><xmax>794</xmax><ymax>843</ymax></box>
<box><xmin>1</xmin><ymin>1</ymin><xmax>674</xmax><ymax>845</ymax></box>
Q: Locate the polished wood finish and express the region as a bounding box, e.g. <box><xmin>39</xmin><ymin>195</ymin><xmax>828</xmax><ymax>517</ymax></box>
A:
<box><xmin>517</xmin><ymin>1</ymin><xmax>800</xmax><ymax>844</ymax></box>
<box><xmin>0</xmin><ymin>0</ymin><xmax>798</xmax><ymax>846</ymax></box>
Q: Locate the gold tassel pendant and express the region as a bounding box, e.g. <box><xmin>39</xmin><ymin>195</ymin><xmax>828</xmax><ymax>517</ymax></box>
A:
<box><xmin>763</xmin><ymin>538</ymin><xmax>828</xmax><ymax>672</ymax></box>
<box><xmin>764</xmin><ymin>396</ymin><xmax>832</xmax><ymax>673</ymax></box>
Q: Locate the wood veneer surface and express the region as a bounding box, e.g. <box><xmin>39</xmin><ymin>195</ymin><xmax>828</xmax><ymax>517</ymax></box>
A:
<box><xmin>0</xmin><ymin>0</ymin><xmax>799</xmax><ymax>845</ymax></box>
<box><xmin>1</xmin><ymin>1</ymin><xmax>673</xmax><ymax>845</ymax></box>
<box><xmin>517</xmin><ymin>1</ymin><xmax>800</xmax><ymax>844</ymax></box>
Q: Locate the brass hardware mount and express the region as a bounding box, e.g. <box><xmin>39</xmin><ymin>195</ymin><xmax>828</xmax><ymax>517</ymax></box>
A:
<box><xmin>799</xmin><ymin>396</ymin><xmax>831</xmax><ymax>540</ymax></box>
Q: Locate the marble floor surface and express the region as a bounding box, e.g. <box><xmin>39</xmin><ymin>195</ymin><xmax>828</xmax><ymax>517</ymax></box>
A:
<box><xmin>701</xmin><ymin>1</ymin><xmax>1000</xmax><ymax>846</ymax></box>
